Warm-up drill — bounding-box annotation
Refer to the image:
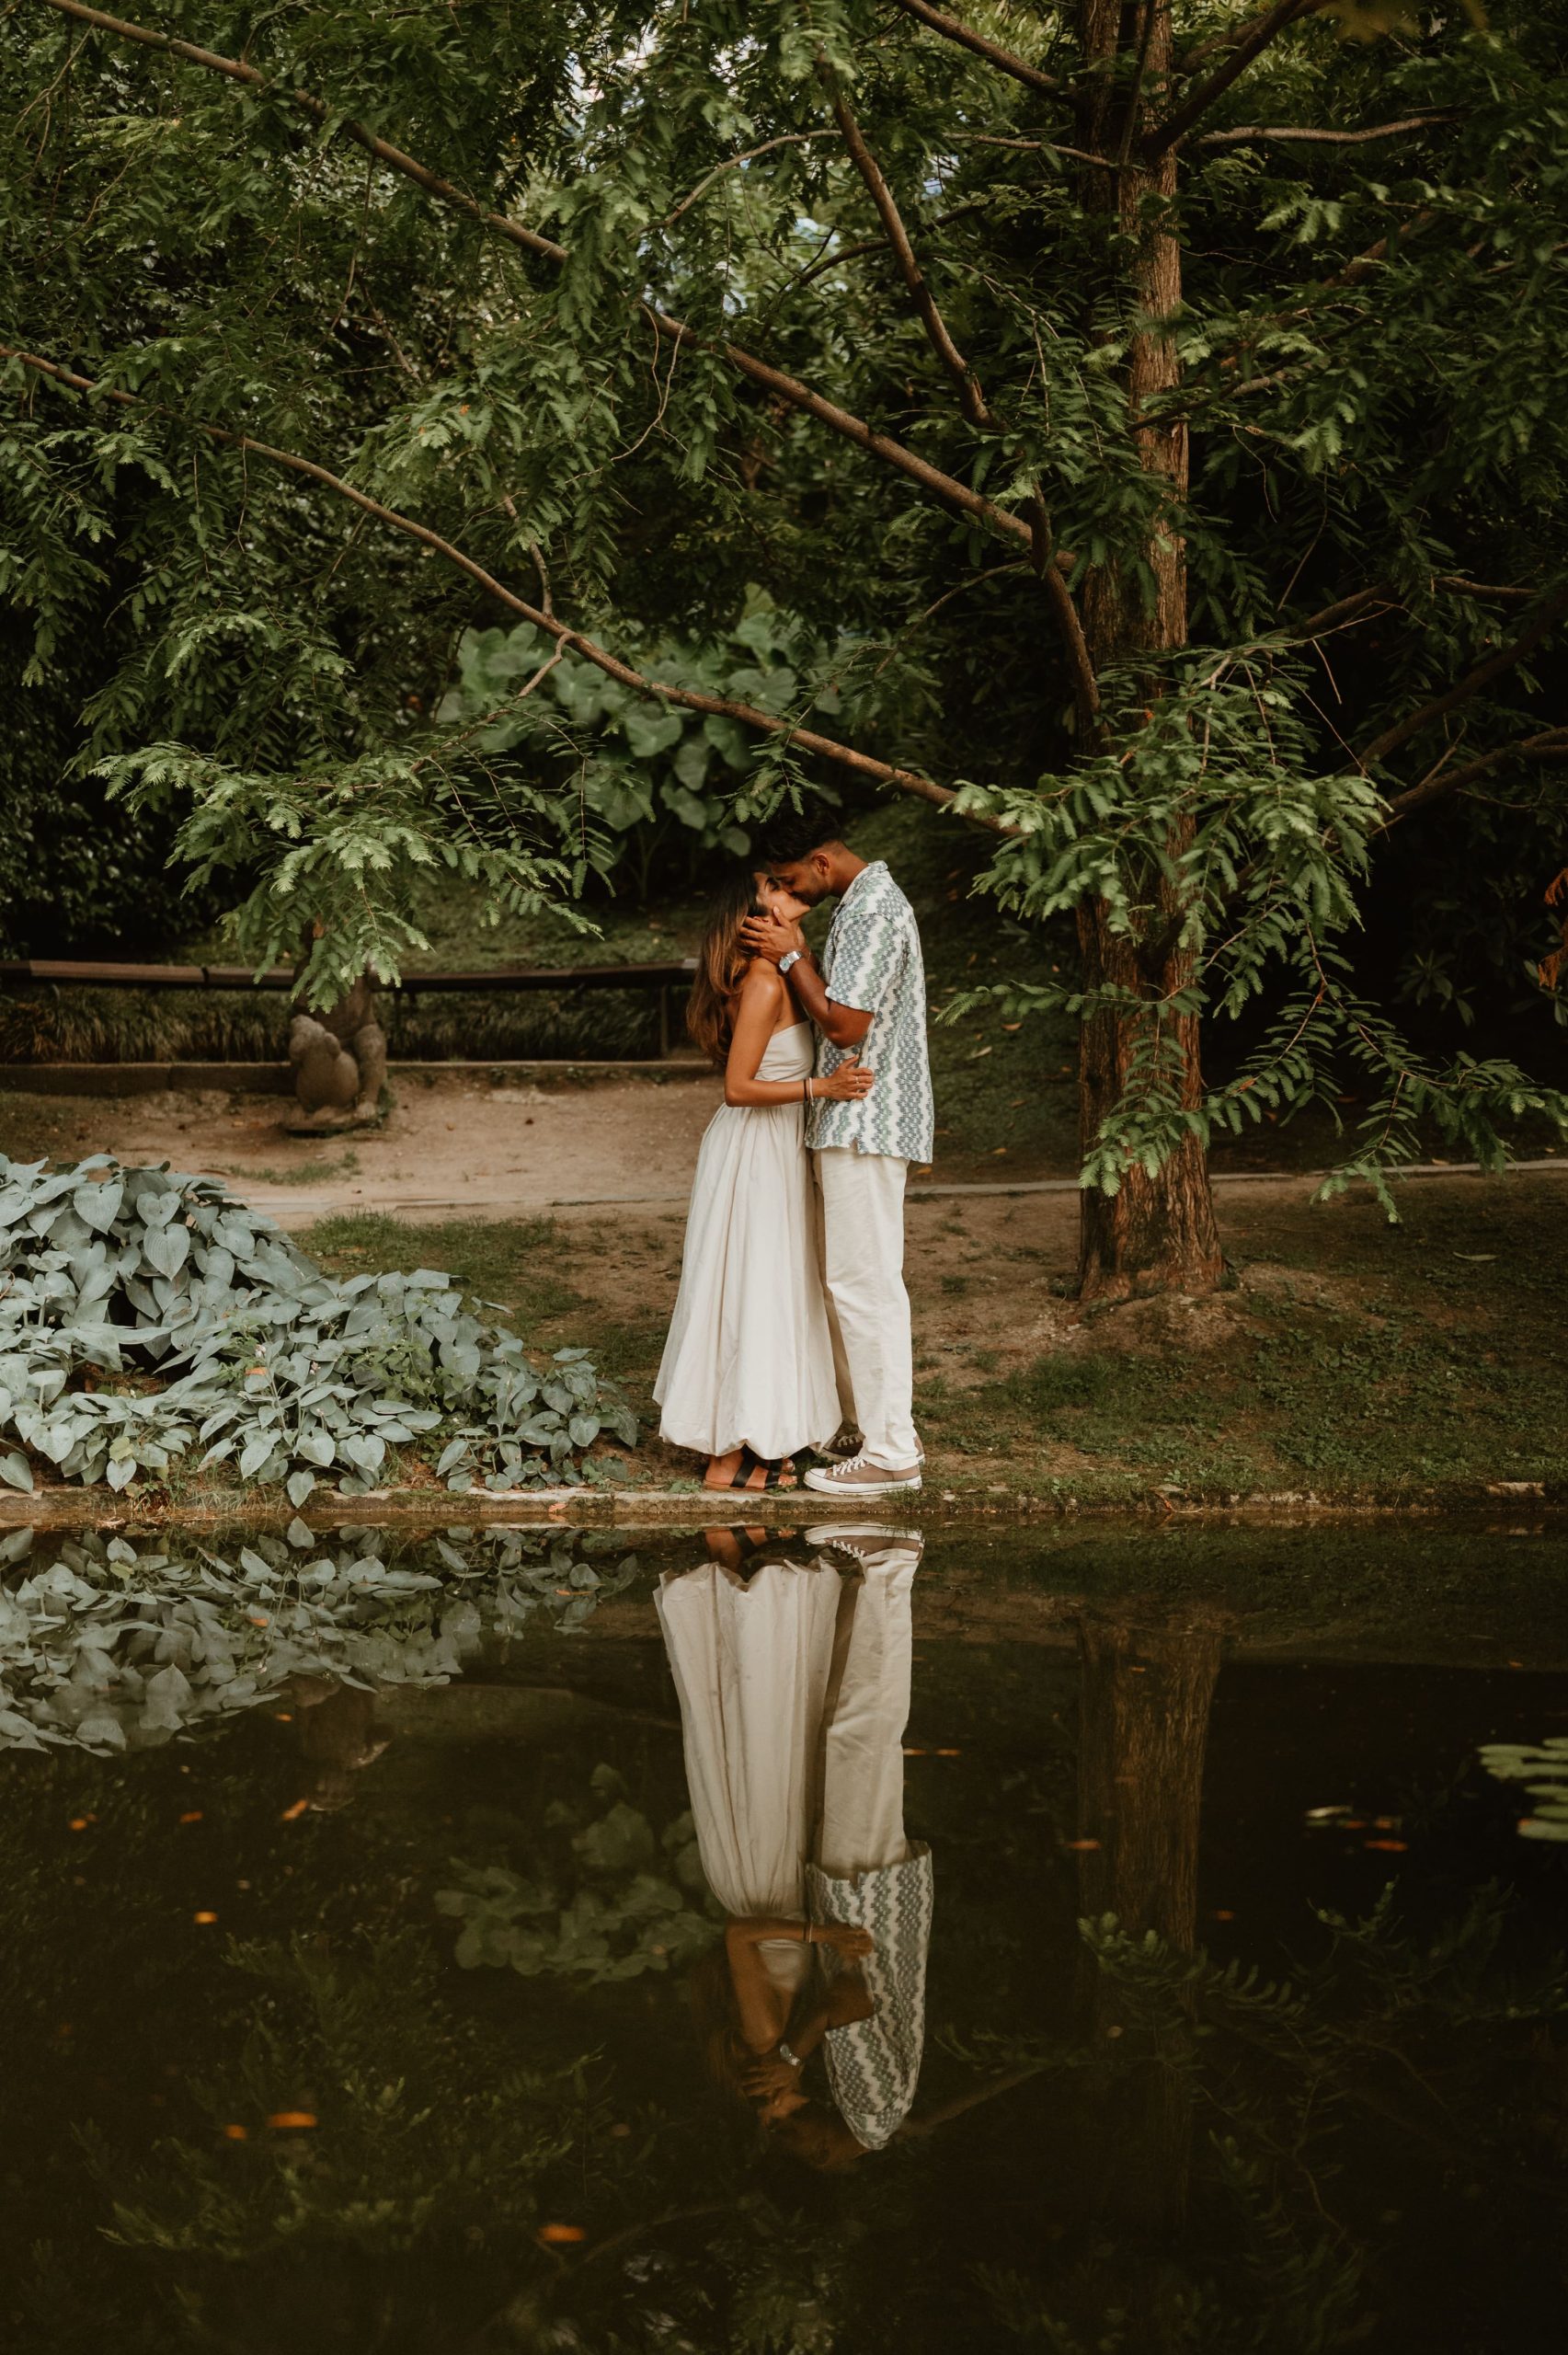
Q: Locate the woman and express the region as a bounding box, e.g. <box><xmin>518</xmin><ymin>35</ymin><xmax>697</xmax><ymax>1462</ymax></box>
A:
<box><xmin>655</xmin><ymin>870</ymin><xmax>872</xmax><ymax>1492</ymax></box>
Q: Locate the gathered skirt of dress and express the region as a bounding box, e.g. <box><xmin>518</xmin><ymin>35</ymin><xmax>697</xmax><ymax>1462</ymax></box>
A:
<box><xmin>654</xmin><ymin>1022</ymin><xmax>842</xmax><ymax>1461</ymax></box>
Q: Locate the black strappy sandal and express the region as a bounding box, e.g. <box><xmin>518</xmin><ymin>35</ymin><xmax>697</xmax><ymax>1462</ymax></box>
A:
<box><xmin>704</xmin><ymin>1444</ymin><xmax>797</xmax><ymax>1492</ymax></box>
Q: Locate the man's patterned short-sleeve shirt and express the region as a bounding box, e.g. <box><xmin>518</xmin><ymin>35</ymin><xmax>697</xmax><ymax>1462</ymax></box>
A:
<box><xmin>806</xmin><ymin>861</ymin><xmax>935</xmax><ymax>1164</ymax></box>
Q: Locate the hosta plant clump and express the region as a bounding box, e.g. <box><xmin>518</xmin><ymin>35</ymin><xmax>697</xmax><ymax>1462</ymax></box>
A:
<box><xmin>0</xmin><ymin>1155</ymin><xmax>636</xmax><ymax>1499</ymax></box>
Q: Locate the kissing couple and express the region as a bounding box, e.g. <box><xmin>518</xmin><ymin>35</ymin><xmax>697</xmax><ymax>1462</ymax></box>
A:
<box><xmin>654</xmin><ymin>813</ymin><xmax>933</xmax><ymax>1498</ymax></box>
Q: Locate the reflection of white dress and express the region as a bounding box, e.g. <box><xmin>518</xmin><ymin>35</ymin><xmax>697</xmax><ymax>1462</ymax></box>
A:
<box><xmin>656</xmin><ymin>1559</ymin><xmax>841</xmax><ymax>2000</ymax></box>
<box><xmin>657</xmin><ymin>1541</ymin><xmax>932</xmax><ymax>2143</ymax></box>
<box><xmin>654</xmin><ymin>1023</ymin><xmax>842</xmax><ymax>1461</ymax></box>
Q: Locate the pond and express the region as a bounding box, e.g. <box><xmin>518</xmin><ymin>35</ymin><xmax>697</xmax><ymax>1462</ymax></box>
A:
<box><xmin>2</xmin><ymin>1516</ymin><xmax>1565</xmax><ymax>2354</ymax></box>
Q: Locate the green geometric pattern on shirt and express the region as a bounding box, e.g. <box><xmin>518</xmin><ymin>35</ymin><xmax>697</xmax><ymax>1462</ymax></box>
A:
<box><xmin>807</xmin><ymin>861</ymin><xmax>936</xmax><ymax>1163</ymax></box>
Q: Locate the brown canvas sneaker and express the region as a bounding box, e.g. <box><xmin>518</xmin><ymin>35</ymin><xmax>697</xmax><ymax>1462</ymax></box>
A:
<box><xmin>804</xmin><ymin>1453</ymin><xmax>922</xmax><ymax>1497</ymax></box>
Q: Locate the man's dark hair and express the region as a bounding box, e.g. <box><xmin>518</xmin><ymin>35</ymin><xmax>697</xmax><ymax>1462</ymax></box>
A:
<box><xmin>760</xmin><ymin>809</ymin><xmax>846</xmax><ymax>867</ymax></box>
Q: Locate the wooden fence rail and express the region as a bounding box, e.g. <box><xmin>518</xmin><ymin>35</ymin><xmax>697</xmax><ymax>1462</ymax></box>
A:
<box><xmin>0</xmin><ymin>957</ymin><xmax>696</xmax><ymax>994</ymax></box>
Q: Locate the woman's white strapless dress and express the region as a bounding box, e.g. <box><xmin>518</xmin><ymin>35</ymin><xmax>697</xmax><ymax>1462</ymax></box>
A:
<box><xmin>654</xmin><ymin>1022</ymin><xmax>842</xmax><ymax>1462</ymax></box>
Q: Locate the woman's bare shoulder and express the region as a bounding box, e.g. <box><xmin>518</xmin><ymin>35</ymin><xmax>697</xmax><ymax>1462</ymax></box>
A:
<box><xmin>738</xmin><ymin>957</ymin><xmax>785</xmax><ymax>1004</ymax></box>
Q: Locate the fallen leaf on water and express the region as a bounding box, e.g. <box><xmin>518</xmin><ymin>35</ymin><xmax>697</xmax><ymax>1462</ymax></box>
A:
<box><xmin>537</xmin><ymin>2223</ymin><xmax>587</xmax><ymax>2246</ymax></box>
<box><xmin>267</xmin><ymin>2111</ymin><xmax>317</xmax><ymax>2131</ymax></box>
<box><xmin>280</xmin><ymin>1798</ymin><xmax>310</xmax><ymax>1822</ymax></box>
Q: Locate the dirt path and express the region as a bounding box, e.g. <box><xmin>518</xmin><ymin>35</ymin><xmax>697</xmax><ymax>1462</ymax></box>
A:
<box><xmin>0</xmin><ymin>1071</ymin><xmax>722</xmax><ymax>1219</ymax></box>
<box><xmin>6</xmin><ymin>1071</ymin><xmax>1562</xmax><ymax>1227</ymax></box>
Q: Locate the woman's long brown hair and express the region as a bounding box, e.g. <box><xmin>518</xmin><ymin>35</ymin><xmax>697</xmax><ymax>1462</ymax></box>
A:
<box><xmin>687</xmin><ymin>868</ymin><xmax>763</xmax><ymax>1069</ymax></box>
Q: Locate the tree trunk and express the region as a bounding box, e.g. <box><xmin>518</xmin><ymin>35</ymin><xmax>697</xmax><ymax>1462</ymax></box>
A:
<box><xmin>1073</xmin><ymin>1608</ymin><xmax>1226</xmax><ymax>2229</ymax></box>
<box><xmin>1072</xmin><ymin>0</ymin><xmax>1223</xmax><ymax>1304</ymax></box>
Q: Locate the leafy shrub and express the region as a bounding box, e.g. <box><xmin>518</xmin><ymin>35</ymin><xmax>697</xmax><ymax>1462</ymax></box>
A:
<box><xmin>0</xmin><ymin>1154</ymin><xmax>636</xmax><ymax>1498</ymax></box>
<box><xmin>0</xmin><ymin>1523</ymin><xmax>644</xmax><ymax>1754</ymax></box>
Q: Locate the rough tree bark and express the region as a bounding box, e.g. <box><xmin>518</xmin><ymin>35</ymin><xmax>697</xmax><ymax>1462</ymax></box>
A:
<box><xmin>1072</xmin><ymin>0</ymin><xmax>1225</xmax><ymax>1303</ymax></box>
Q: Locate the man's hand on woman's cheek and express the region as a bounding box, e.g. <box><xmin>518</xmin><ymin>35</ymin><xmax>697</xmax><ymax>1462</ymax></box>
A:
<box><xmin>739</xmin><ymin>914</ymin><xmax>806</xmax><ymax>962</ymax></box>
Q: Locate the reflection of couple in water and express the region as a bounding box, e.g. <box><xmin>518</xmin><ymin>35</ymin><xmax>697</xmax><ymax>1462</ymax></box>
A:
<box><xmin>657</xmin><ymin>1524</ymin><xmax>932</xmax><ymax>2169</ymax></box>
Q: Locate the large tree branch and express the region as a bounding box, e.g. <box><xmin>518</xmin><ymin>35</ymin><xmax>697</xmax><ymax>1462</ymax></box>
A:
<box><xmin>1175</xmin><ymin>0</ymin><xmax>1328</xmax><ymax>80</ymax></box>
<box><xmin>1145</xmin><ymin>0</ymin><xmax>1324</xmax><ymax>158</ymax></box>
<box><xmin>1375</xmin><ymin>729</ymin><xmax>1568</xmax><ymax>831</ymax></box>
<box><xmin>29</xmin><ymin>0</ymin><xmax>1036</xmax><ymax>557</ymax></box>
<box><xmin>3</xmin><ymin>344</ymin><xmax>1001</xmax><ymax>827</ymax></box>
<box><xmin>1356</xmin><ymin>583</ymin><xmax>1568</xmax><ymax>770</ymax></box>
<box><xmin>884</xmin><ymin>0</ymin><xmax>1061</xmax><ymax>94</ymax></box>
<box><xmin>1195</xmin><ymin>112</ymin><xmax>1456</xmax><ymax>148</ymax></box>
<box><xmin>822</xmin><ymin>71</ymin><xmax>997</xmax><ymax>430</ymax></box>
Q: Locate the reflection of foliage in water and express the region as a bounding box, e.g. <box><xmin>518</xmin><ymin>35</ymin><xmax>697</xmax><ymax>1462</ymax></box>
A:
<box><xmin>79</xmin><ymin>1928</ymin><xmax>631</xmax><ymax>2352</ymax></box>
<box><xmin>438</xmin><ymin>1758</ymin><xmax>719</xmax><ymax>1983</ymax></box>
<box><xmin>1480</xmin><ymin>1735</ymin><xmax>1568</xmax><ymax>1841</ymax></box>
<box><xmin>0</xmin><ymin>1524</ymin><xmax>642</xmax><ymax>1753</ymax></box>
<box><xmin>961</xmin><ymin>1885</ymin><xmax>1568</xmax><ymax>2353</ymax></box>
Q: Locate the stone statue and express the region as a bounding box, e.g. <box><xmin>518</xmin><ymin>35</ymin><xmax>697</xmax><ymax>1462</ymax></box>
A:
<box><xmin>287</xmin><ymin>963</ymin><xmax>388</xmax><ymax>1132</ymax></box>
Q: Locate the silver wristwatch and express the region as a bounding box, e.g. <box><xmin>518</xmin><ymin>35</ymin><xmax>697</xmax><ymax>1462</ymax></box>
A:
<box><xmin>778</xmin><ymin>949</ymin><xmax>802</xmax><ymax>976</ymax></box>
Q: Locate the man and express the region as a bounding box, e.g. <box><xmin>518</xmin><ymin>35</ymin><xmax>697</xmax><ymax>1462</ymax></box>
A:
<box><xmin>740</xmin><ymin>819</ymin><xmax>933</xmax><ymax>1496</ymax></box>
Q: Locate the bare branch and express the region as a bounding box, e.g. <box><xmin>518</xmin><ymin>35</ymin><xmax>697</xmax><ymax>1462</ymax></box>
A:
<box><xmin>1435</xmin><ymin>575</ymin><xmax>1540</xmax><ymax>603</ymax></box>
<box><xmin>953</xmin><ymin>131</ymin><xmax>1120</xmax><ymax>170</ymax></box>
<box><xmin>1356</xmin><ymin>584</ymin><xmax>1568</xmax><ymax>770</ymax></box>
<box><xmin>29</xmin><ymin>0</ymin><xmax>1036</xmax><ymax>557</ymax></box>
<box><xmin>3</xmin><ymin>344</ymin><xmax>1001</xmax><ymax>827</ymax></box>
<box><xmin>885</xmin><ymin>0</ymin><xmax>1061</xmax><ymax>95</ymax></box>
<box><xmin>660</xmin><ymin>131</ymin><xmax>832</xmax><ymax>227</ymax></box>
<box><xmin>1285</xmin><ymin>585</ymin><xmax>1388</xmax><ymax>638</ymax></box>
<box><xmin>1196</xmin><ymin>112</ymin><xmax>1456</xmax><ymax>148</ymax></box>
<box><xmin>1145</xmin><ymin>0</ymin><xmax>1324</xmax><ymax>159</ymax></box>
<box><xmin>822</xmin><ymin>71</ymin><xmax>998</xmax><ymax>431</ymax></box>
<box><xmin>1376</xmin><ymin>729</ymin><xmax>1568</xmax><ymax>830</ymax></box>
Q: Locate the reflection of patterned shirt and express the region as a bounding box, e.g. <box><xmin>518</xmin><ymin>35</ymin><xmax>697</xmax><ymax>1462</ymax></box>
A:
<box><xmin>806</xmin><ymin>862</ymin><xmax>935</xmax><ymax>1164</ymax></box>
<box><xmin>807</xmin><ymin>1846</ymin><xmax>934</xmax><ymax>2151</ymax></box>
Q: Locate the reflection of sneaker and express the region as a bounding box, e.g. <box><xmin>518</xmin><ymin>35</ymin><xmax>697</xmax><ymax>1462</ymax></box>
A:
<box><xmin>814</xmin><ymin>1524</ymin><xmax>924</xmax><ymax>1568</ymax></box>
<box><xmin>804</xmin><ymin>1453</ymin><xmax>921</xmax><ymax>1497</ymax></box>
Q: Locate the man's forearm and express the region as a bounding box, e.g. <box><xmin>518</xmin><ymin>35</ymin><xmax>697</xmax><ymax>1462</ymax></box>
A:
<box><xmin>790</xmin><ymin>954</ymin><xmax>870</xmax><ymax>1050</ymax></box>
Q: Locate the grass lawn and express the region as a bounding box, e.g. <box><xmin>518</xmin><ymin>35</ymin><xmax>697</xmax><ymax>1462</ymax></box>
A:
<box><xmin>300</xmin><ymin>1166</ymin><xmax>1568</xmax><ymax>1511</ymax></box>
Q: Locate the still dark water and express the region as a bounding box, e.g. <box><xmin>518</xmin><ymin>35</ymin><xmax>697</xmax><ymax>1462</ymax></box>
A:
<box><xmin>2</xmin><ymin>1517</ymin><xmax>1565</xmax><ymax>2354</ymax></box>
